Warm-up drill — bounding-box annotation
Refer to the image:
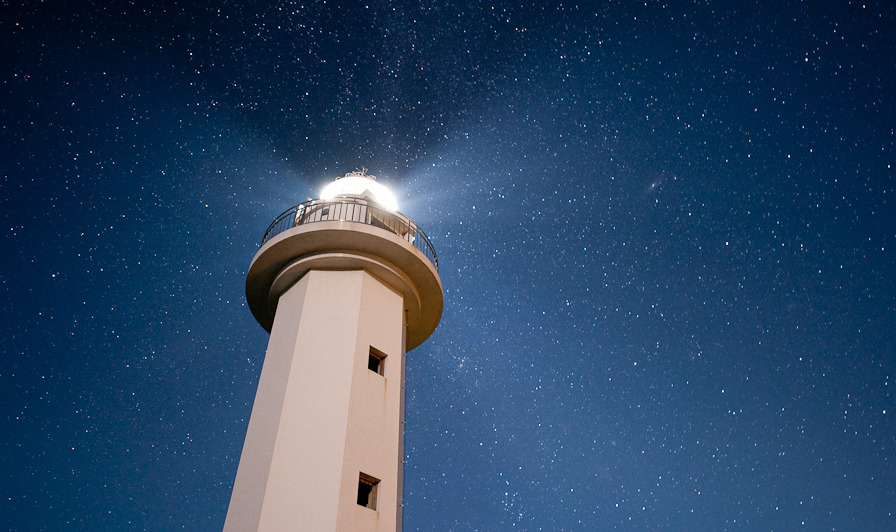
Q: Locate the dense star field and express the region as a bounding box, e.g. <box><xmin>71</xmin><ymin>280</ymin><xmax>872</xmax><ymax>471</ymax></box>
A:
<box><xmin>2</xmin><ymin>1</ymin><xmax>894</xmax><ymax>530</ymax></box>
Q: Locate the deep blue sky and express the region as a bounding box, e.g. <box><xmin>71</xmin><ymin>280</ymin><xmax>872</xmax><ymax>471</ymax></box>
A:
<box><xmin>2</xmin><ymin>1</ymin><xmax>894</xmax><ymax>530</ymax></box>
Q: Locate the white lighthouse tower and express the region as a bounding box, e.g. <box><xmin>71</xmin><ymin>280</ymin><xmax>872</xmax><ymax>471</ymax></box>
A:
<box><xmin>224</xmin><ymin>171</ymin><xmax>443</xmax><ymax>531</ymax></box>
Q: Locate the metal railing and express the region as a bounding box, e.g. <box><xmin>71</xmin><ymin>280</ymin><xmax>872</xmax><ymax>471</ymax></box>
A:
<box><xmin>260</xmin><ymin>198</ymin><xmax>439</xmax><ymax>271</ymax></box>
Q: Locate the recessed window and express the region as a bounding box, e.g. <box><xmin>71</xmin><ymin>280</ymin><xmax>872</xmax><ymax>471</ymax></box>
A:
<box><xmin>357</xmin><ymin>472</ymin><xmax>380</xmax><ymax>510</ymax></box>
<box><xmin>368</xmin><ymin>347</ymin><xmax>386</xmax><ymax>376</ymax></box>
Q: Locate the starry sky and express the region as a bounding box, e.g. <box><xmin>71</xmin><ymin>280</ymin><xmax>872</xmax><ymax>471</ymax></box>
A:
<box><xmin>2</xmin><ymin>1</ymin><xmax>895</xmax><ymax>530</ymax></box>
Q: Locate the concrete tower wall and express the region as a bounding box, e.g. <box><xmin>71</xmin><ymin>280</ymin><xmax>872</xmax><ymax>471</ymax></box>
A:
<box><xmin>225</xmin><ymin>269</ymin><xmax>405</xmax><ymax>531</ymax></box>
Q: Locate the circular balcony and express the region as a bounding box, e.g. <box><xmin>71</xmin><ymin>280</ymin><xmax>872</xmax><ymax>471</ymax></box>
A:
<box><xmin>261</xmin><ymin>198</ymin><xmax>438</xmax><ymax>271</ymax></box>
<box><xmin>247</xmin><ymin>198</ymin><xmax>442</xmax><ymax>350</ymax></box>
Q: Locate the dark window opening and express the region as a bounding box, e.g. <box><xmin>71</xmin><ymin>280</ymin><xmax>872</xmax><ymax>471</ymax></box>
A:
<box><xmin>368</xmin><ymin>347</ymin><xmax>386</xmax><ymax>376</ymax></box>
<box><xmin>357</xmin><ymin>473</ymin><xmax>379</xmax><ymax>509</ymax></box>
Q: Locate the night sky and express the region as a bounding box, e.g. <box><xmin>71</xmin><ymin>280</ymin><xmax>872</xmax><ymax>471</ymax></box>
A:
<box><xmin>3</xmin><ymin>1</ymin><xmax>895</xmax><ymax>530</ymax></box>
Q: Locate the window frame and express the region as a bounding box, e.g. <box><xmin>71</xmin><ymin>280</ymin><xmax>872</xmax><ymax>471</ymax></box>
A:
<box><xmin>367</xmin><ymin>346</ymin><xmax>386</xmax><ymax>376</ymax></box>
<box><xmin>357</xmin><ymin>472</ymin><xmax>380</xmax><ymax>510</ymax></box>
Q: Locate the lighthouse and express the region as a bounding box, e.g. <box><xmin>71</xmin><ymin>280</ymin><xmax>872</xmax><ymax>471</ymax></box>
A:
<box><xmin>224</xmin><ymin>171</ymin><xmax>443</xmax><ymax>531</ymax></box>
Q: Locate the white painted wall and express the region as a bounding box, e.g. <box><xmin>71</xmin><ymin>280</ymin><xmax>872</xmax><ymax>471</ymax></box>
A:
<box><xmin>225</xmin><ymin>270</ymin><xmax>405</xmax><ymax>531</ymax></box>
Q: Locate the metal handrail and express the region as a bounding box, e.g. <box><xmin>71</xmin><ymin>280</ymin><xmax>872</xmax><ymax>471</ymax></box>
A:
<box><xmin>260</xmin><ymin>198</ymin><xmax>439</xmax><ymax>271</ymax></box>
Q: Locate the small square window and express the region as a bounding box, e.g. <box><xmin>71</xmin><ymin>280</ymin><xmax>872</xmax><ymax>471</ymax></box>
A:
<box><xmin>368</xmin><ymin>347</ymin><xmax>386</xmax><ymax>376</ymax></box>
<box><xmin>357</xmin><ymin>472</ymin><xmax>380</xmax><ymax>510</ymax></box>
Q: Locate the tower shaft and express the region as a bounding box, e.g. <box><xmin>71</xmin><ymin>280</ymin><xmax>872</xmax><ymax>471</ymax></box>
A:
<box><xmin>225</xmin><ymin>270</ymin><xmax>406</xmax><ymax>531</ymax></box>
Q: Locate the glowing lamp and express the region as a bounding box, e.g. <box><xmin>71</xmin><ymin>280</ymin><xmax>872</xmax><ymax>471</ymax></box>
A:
<box><xmin>320</xmin><ymin>171</ymin><xmax>399</xmax><ymax>211</ymax></box>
